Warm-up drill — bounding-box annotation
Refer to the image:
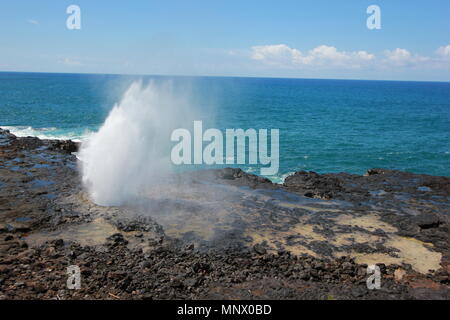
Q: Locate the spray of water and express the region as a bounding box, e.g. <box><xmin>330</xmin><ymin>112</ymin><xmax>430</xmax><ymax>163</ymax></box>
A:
<box><xmin>78</xmin><ymin>80</ymin><xmax>197</xmax><ymax>206</ymax></box>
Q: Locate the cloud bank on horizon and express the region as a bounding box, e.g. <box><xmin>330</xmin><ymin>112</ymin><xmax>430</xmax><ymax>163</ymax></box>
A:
<box><xmin>250</xmin><ymin>44</ymin><xmax>450</xmax><ymax>71</ymax></box>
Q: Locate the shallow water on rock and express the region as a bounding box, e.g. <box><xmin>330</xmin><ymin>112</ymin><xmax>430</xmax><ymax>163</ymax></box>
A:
<box><xmin>31</xmin><ymin>179</ymin><xmax>54</xmax><ymax>188</ymax></box>
<box><xmin>131</xmin><ymin>179</ymin><xmax>353</xmax><ymax>247</ymax></box>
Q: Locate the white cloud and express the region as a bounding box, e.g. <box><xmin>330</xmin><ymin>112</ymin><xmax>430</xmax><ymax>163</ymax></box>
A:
<box><xmin>58</xmin><ymin>57</ymin><xmax>83</xmax><ymax>66</ymax></box>
<box><xmin>436</xmin><ymin>45</ymin><xmax>450</xmax><ymax>58</ymax></box>
<box><xmin>251</xmin><ymin>44</ymin><xmax>303</xmax><ymax>66</ymax></box>
<box><xmin>27</xmin><ymin>19</ymin><xmax>39</xmax><ymax>25</ymax></box>
<box><xmin>383</xmin><ymin>48</ymin><xmax>429</xmax><ymax>66</ymax></box>
<box><xmin>250</xmin><ymin>44</ymin><xmax>450</xmax><ymax>71</ymax></box>
<box><xmin>308</xmin><ymin>45</ymin><xmax>375</xmax><ymax>67</ymax></box>
<box><xmin>251</xmin><ymin>44</ymin><xmax>374</xmax><ymax>69</ymax></box>
<box><xmin>384</xmin><ymin>48</ymin><xmax>411</xmax><ymax>61</ymax></box>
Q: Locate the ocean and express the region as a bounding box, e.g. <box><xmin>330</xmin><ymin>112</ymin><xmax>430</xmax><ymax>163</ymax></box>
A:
<box><xmin>1</xmin><ymin>72</ymin><xmax>449</xmax><ymax>182</ymax></box>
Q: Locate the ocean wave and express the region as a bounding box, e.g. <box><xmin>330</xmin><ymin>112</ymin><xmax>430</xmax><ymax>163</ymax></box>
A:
<box><xmin>241</xmin><ymin>166</ymin><xmax>294</xmax><ymax>185</ymax></box>
<box><xmin>2</xmin><ymin>126</ymin><xmax>87</xmax><ymax>142</ymax></box>
<box><xmin>268</xmin><ymin>171</ymin><xmax>295</xmax><ymax>184</ymax></box>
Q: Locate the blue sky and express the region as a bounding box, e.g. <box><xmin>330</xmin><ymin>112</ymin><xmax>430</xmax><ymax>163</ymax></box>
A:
<box><xmin>1</xmin><ymin>0</ymin><xmax>450</xmax><ymax>81</ymax></box>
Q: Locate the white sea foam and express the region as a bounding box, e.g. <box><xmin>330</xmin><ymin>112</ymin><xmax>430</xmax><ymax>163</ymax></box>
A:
<box><xmin>2</xmin><ymin>125</ymin><xmax>85</xmax><ymax>142</ymax></box>
<box><xmin>263</xmin><ymin>171</ymin><xmax>295</xmax><ymax>184</ymax></box>
<box><xmin>78</xmin><ymin>80</ymin><xmax>198</xmax><ymax>206</ymax></box>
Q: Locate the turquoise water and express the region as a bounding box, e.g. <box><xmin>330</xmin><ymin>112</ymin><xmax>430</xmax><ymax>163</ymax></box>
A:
<box><xmin>1</xmin><ymin>72</ymin><xmax>449</xmax><ymax>181</ymax></box>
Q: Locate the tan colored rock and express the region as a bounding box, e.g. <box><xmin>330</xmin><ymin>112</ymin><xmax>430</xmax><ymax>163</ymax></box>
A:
<box><xmin>394</xmin><ymin>268</ymin><xmax>407</xmax><ymax>282</ymax></box>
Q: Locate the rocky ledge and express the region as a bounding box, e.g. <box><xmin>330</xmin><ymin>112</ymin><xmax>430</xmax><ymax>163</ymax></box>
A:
<box><xmin>0</xmin><ymin>128</ymin><xmax>448</xmax><ymax>300</ymax></box>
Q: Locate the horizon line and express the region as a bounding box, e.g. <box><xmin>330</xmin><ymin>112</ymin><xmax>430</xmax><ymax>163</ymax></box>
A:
<box><xmin>1</xmin><ymin>70</ymin><xmax>450</xmax><ymax>84</ymax></box>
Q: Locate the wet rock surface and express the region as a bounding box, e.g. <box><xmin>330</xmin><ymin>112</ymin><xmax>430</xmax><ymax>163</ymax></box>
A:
<box><xmin>0</xmin><ymin>129</ymin><xmax>449</xmax><ymax>300</ymax></box>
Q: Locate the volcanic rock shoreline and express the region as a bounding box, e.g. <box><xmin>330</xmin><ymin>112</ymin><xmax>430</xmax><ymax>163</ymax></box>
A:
<box><xmin>0</xmin><ymin>128</ymin><xmax>449</xmax><ymax>300</ymax></box>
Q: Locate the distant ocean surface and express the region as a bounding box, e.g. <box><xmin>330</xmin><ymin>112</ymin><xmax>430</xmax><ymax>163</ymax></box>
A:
<box><xmin>1</xmin><ymin>72</ymin><xmax>449</xmax><ymax>182</ymax></box>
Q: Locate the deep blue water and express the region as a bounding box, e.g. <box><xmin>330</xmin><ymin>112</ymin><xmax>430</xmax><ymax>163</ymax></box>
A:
<box><xmin>1</xmin><ymin>72</ymin><xmax>449</xmax><ymax>181</ymax></box>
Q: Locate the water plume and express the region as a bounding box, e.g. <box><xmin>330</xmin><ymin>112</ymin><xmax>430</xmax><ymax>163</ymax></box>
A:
<box><xmin>78</xmin><ymin>80</ymin><xmax>197</xmax><ymax>206</ymax></box>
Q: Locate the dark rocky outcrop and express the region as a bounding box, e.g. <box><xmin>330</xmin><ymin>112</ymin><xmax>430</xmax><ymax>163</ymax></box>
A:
<box><xmin>283</xmin><ymin>171</ymin><xmax>344</xmax><ymax>199</ymax></box>
<box><xmin>0</xmin><ymin>128</ymin><xmax>448</xmax><ymax>300</ymax></box>
<box><xmin>48</xmin><ymin>140</ymin><xmax>80</xmax><ymax>153</ymax></box>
